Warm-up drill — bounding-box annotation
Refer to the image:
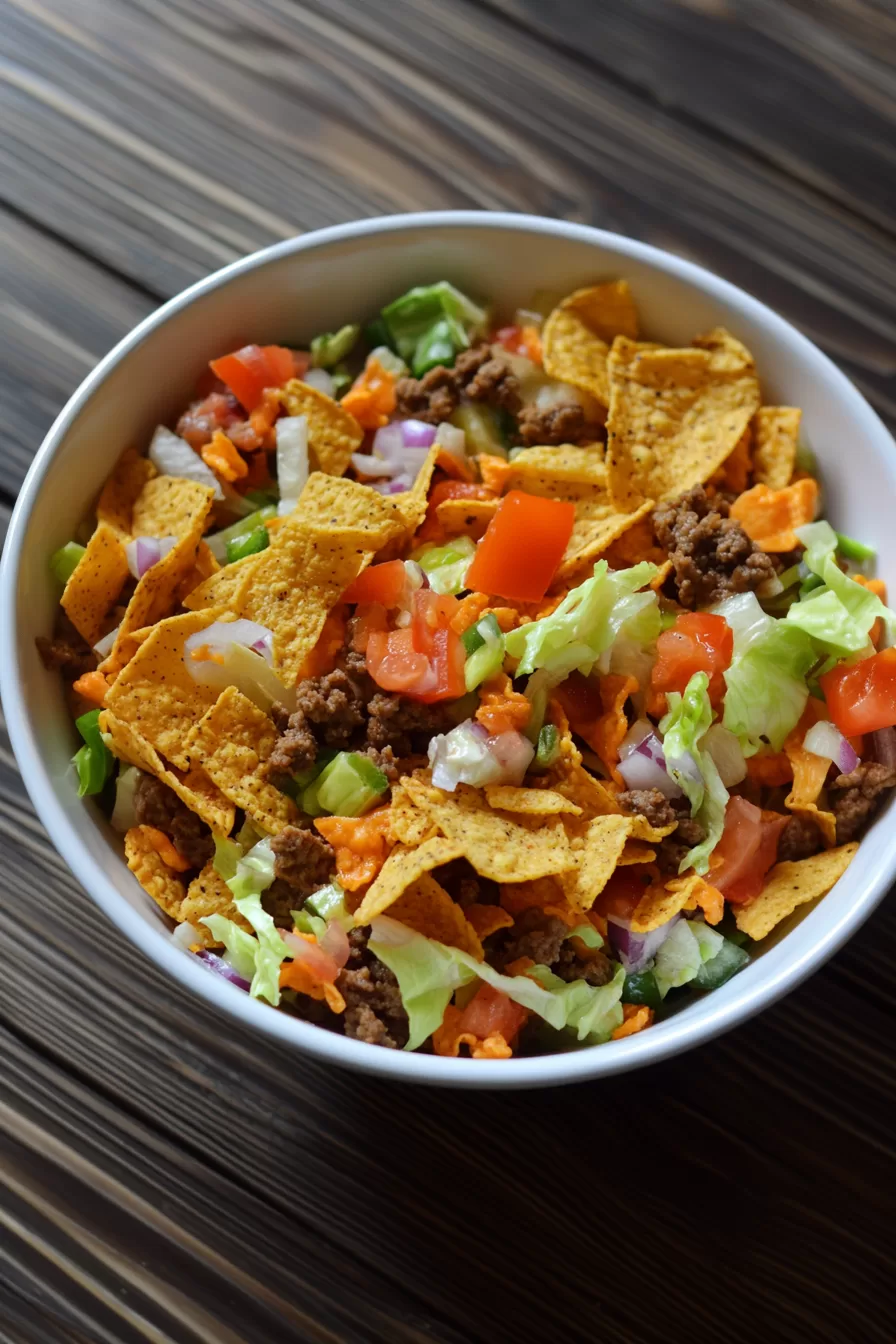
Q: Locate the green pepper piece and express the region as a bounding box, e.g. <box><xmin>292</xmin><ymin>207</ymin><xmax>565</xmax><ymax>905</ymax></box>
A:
<box><xmin>835</xmin><ymin>531</ymin><xmax>876</xmax><ymax>564</ymax></box>
<box><xmin>311</xmin><ymin>323</ymin><xmax>361</xmax><ymax>369</ymax></box>
<box><xmin>72</xmin><ymin>708</ymin><xmax>114</xmax><ymax>798</ymax></box>
<box><xmin>622</xmin><ymin>970</ymin><xmax>662</xmax><ymax>1010</ymax></box>
<box><xmin>304</xmin><ymin>751</ymin><xmax>388</xmax><ymax>817</ymax></box>
<box><xmin>50</xmin><ymin>541</ymin><xmax>86</xmax><ymax>585</ymax></box>
<box><xmin>364</xmin><ymin>316</ymin><xmax>392</xmax><ymax>351</ymax></box>
<box><xmin>533</xmin><ymin>724</ymin><xmax>560</xmax><ymax>770</ymax></box>
<box><xmin>225</xmin><ymin>525</ymin><xmax>270</xmax><ymax>564</ymax></box>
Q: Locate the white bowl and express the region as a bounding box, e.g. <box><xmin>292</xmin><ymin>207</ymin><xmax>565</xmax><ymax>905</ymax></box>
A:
<box><xmin>3</xmin><ymin>212</ymin><xmax>894</xmax><ymax>1089</ymax></box>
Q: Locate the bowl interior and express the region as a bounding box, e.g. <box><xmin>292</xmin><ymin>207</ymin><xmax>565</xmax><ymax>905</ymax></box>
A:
<box><xmin>5</xmin><ymin>213</ymin><xmax>896</xmax><ymax>1086</ymax></box>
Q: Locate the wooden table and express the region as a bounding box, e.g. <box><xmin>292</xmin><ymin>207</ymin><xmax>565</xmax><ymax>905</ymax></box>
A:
<box><xmin>1</xmin><ymin>3</ymin><xmax>894</xmax><ymax>1339</ymax></box>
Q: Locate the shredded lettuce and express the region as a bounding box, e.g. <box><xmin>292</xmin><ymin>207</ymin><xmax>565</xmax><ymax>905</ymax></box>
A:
<box><xmin>504</xmin><ymin>560</ymin><xmax>659</xmax><ymax>677</ymax></box>
<box><xmin>714</xmin><ymin>592</ymin><xmax>816</xmax><ymax>753</ymax></box>
<box><xmin>201</xmin><ymin>837</ymin><xmax>287</xmax><ymax>1005</ymax></box>
<box><xmin>368</xmin><ymin>917</ymin><xmax>625</xmax><ymax>1050</ymax></box>
<box><xmin>786</xmin><ymin>520</ymin><xmax>896</xmax><ymax>655</ymax></box>
<box><xmin>415</xmin><ymin>535</ymin><xmax>476</xmax><ymax>595</ymax></box>
<box><xmin>660</xmin><ymin>673</ymin><xmax>728</xmax><ymax>875</ymax></box>
<box><xmin>199</xmin><ymin>916</ymin><xmax>259</xmax><ymax>984</ymax></box>
<box><xmin>653</xmin><ymin>919</ymin><xmax>722</xmax><ymax>999</ymax></box>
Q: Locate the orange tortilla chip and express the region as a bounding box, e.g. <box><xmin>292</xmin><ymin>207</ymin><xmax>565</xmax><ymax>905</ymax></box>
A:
<box><xmin>606</xmin><ymin>329</ymin><xmax>760</xmax><ymax>511</ymax></box>
<box><xmin>104</xmin><ymin>610</ymin><xmax>225</xmax><ymax>770</ymax></box>
<box><xmin>180</xmin><ymin>861</ymin><xmax>251</xmax><ymax>931</ymax></box>
<box><xmin>60</xmin><ymin>521</ymin><xmax>130</xmax><ymax>646</ymax></box>
<box><xmin>752</xmin><ymin>406</ymin><xmax>802</xmax><ymax>490</ymax></box>
<box><xmin>314</xmin><ymin>809</ymin><xmax>393</xmax><ymax>892</ymax></box>
<box><xmin>593</xmin><ymin>674</ymin><xmax>638</xmax><ymax>787</ymax></box>
<box><xmin>186</xmin><ymin>686</ymin><xmax>298</xmax><ymax>834</ymax></box>
<box><xmin>464</xmin><ymin>904</ymin><xmax>515</xmax><ymax>940</ymax></box>
<box><xmin>353</xmin><ymin>835</ymin><xmax>466</xmax><ymax>923</ymax></box>
<box><xmin>388</xmin><ymin>874</ymin><xmax>484</xmax><ymax>959</ymax></box>
<box><xmin>784</xmin><ymin>703</ymin><xmax>837</xmax><ymax>847</ymax></box>
<box><xmin>542</xmin><ymin>281</ymin><xmax>640</xmax><ymax>406</ymax></box>
<box><xmin>734</xmin><ymin>844</ymin><xmax>858</xmax><ymax>940</ymax></box>
<box><xmin>96</xmin><ymin>449</ymin><xmax>157</xmax><ymax>538</ymax></box>
<box><xmin>722</xmin><ymin>425</ymin><xmax>752</xmax><ymax>494</ymax></box>
<box><xmin>558</xmin><ymin>814</ymin><xmax>633</xmax><ymax>911</ymax></box>
<box><xmin>102</xmin><ymin>710</ymin><xmax>235</xmax><ymax>834</ymax></box>
<box><xmin>601</xmin><ymin>516</ymin><xmax>668</xmax><ymax>570</ymax></box>
<box><xmin>125</xmin><ymin>825</ymin><xmax>186</xmax><ymax>920</ymax></box>
<box><xmin>433</xmin><ymin>1006</ymin><xmax>515</xmax><ymax>1059</ymax></box>
<box><xmin>729</xmin><ymin>478</ymin><xmax>818</xmax><ymax>552</ymax></box>
<box><xmin>278</xmin><ymin>379</ymin><xmax>364</xmax><ymax>476</ymax></box>
<box><xmin>231</xmin><ymin>519</ymin><xmax>373</xmax><ymax>686</ymax></box>
<box><xmin>630</xmin><ymin>872</ymin><xmax>703</xmax><ymax>932</ymax></box>
<box><xmin>612</xmin><ymin>1004</ymin><xmax>654</xmax><ymax>1039</ymax></box>
<box><xmin>499</xmin><ymin>877</ymin><xmax>580</xmax><ymax>927</ymax></box>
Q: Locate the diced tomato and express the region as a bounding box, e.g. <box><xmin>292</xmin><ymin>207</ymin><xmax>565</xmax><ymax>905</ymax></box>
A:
<box><xmin>651</xmin><ymin>612</ymin><xmax>733</xmax><ymax>708</ymax></box>
<box><xmin>491</xmin><ymin>324</ymin><xmax>528</xmax><ymax>356</ymax></box>
<box><xmin>465</xmin><ymin>490</ymin><xmax>575</xmax><ymax>602</ymax></box>
<box><xmin>710</xmin><ymin>796</ymin><xmax>788</xmax><ymax>905</ymax></box>
<box><xmin>593</xmin><ymin>866</ymin><xmax>655</xmax><ymax>921</ymax></box>
<box><xmin>458</xmin><ymin>983</ymin><xmax>528</xmax><ymax>1042</ymax></box>
<box><xmin>349</xmin><ymin>603</ymin><xmax>388</xmax><ymax>653</ymax></box>
<box><xmin>819</xmin><ymin>647</ymin><xmax>896</xmax><ymax>737</ymax></box>
<box><xmin>342</xmin><ymin>560</ymin><xmax>409</xmax><ymax>608</ymax></box>
<box><xmin>209</xmin><ymin>344</ymin><xmax>295</xmax><ymax>412</ymax></box>
<box><xmin>366</xmin><ymin>628</ymin><xmax>431</xmax><ymax>692</ymax></box>
<box><xmin>411</xmin><ymin>589</ymin><xmax>461</xmax><ymax>658</ymax></box>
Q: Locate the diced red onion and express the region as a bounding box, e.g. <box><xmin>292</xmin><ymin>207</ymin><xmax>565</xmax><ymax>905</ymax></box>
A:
<box><xmin>400</xmin><ymin>419</ymin><xmax>438</xmax><ymax>449</ymax></box>
<box><xmin>488</xmin><ymin>730</ymin><xmax>535</xmax><ymax>782</ymax></box>
<box><xmin>319</xmin><ymin>919</ymin><xmax>351</xmax><ymax>969</ymax></box>
<box><xmin>149</xmin><ymin>425</ymin><xmax>223</xmax><ymax>499</ymax></box>
<box><xmin>619</xmin><ymin>719</ymin><xmax>654</xmax><ymax>759</ymax></box>
<box><xmin>804</xmin><ymin>721</ymin><xmax>859</xmax><ymax>775</ymax></box>
<box><xmin>607</xmin><ymin>913</ymin><xmax>680</xmax><ymax>974</ymax></box>
<box><xmin>185</xmin><ymin>619</ymin><xmax>275</xmax><ymax>667</ymax></box>
<box><xmin>195</xmin><ymin>948</ymin><xmax>251</xmax><ymax>991</ymax></box>
<box><xmin>351</xmin><ymin>452</ymin><xmax>395</xmax><ymax>478</ymax></box>
<box><xmin>871</xmin><ymin>727</ymin><xmax>896</xmax><ymax>770</ymax></box>
<box><xmin>617</xmin><ymin>726</ymin><xmax>684</xmax><ymax>799</ymax></box>
<box><xmin>371</xmin><ymin>422</ymin><xmax>433</xmax><ymax>477</ymax></box>
<box><xmin>302</xmin><ymin>367</ymin><xmax>335</xmax><ymax>397</ymax></box>
<box><xmin>125</xmin><ymin>534</ymin><xmax>177</xmax><ymax>580</ymax></box>
<box><xmin>428</xmin><ymin>719</ymin><xmax>534</xmax><ymax>790</ymax></box>
<box><xmin>702</xmin><ymin>724</ymin><xmax>747</xmax><ymax>787</ymax></box>
<box><xmin>93</xmin><ymin>622</ymin><xmax>121</xmax><ymax>658</ymax></box>
<box><xmin>279</xmin><ymin>929</ymin><xmax>340</xmax><ymax>982</ymax></box>
<box><xmin>434</xmin><ymin>422</ymin><xmax>466</xmax><ymax>457</ymax></box>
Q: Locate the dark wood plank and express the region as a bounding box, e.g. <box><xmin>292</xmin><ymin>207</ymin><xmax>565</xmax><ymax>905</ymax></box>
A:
<box><xmin>481</xmin><ymin>0</ymin><xmax>896</xmax><ymax>234</ymax></box>
<box><xmin>0</xmin><ymin>207</ymin><xmax>153</xmax><ymax>498</ymax></box>
<box><xmin>0</xmin><ymin>0</ymin><xmax>895</xmax><ymax>435</ymax></box>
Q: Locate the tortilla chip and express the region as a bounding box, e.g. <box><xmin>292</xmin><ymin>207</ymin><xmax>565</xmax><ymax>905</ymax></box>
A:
<box><xmin>600</xmin><ymin>516</ymin><xmax>668</xmax><ymax>570</ymax></box>
<box><xmin>231</xmin><ymin>519</ymin><xmax>372</xmax><ymax>686</ymax></box>
<box><xmin>435</xmin><ymin>496</ymin><xmax>499</xmax><ymax>539</ymax></box>
<box><xmin>60</xmin><ymin>521</ymin><xmax>130</xmax><ymax>646</ymax></box>
<box><xmin>182</xmin><ymin>553</ymin><xmax>258</xmax><ymax>613</ymax></box>
<box><xmin>388</xmin><ymin>444</ymin><xmax>440</xmax><ymax>540</ymax></box>
<box><xmin>507</xmin><ymin>445</ymin><xmax>608</xmax><ymax>492</ymax></box>
<box><xmin>387</xmin><ymin>781</ymin><xmax>438</xmax><ymax>845</ymax></box>
<box><xmin>125</xmin><ymin>825</ymin><xmax>186</xmax><ymax>919</ymax></box>
<box><xmin>353</xmin><ymin>836</ymin><xmax>466</xmax><ymax>923</ymax></box>
<box><xmin>433</xmin><ymin>1006</ymin><xmax>516</xmax><ymax>1059</ymax></box>
<box><xmin>612</xmin><ymin>1004</ymin><xmax>654</xmax><ymax>1039</ymax></box>
<box><xmin>297</xmin><ymin>472</ymin><xmax>411</xmax><ymax>548</ymax></box>
<box><xmin>606</xmin><ymin>329</ymin><xmax>760</xmax><ymax>510</ymax></box>
<box><xmin>484</xmin><ymin>785</ymin><xmax>582</xmax><ymax>816</ymax></box>
<box><xmin>593</xmin><ymin>674</ymin><xmax>638</xmax><ymax>787</ymax></box>
<box><xmin>729</xmin><ymin>478</ymin><xmax>818</xmax><ymax>552</ymax></box>
<box><xmin>464</xmin><ymin>904</ymin><xmax>515</xmax><ymax>940</ymax></box>
<box><xmin>102</xmin><ymin>710</ymin><xmax>235</xmax><ymax>834</ymax></box>
<box><xmin>753</xmin><ymin>406</ymin><xmax>801</xmax><ymax>490</ymax></box>
<box><xmin>542</xmin><ymin>281</ymin><xmax>640</xmax><ymax>407</ymax></box>
<box><xmin>176</xmin><ymin>540</ymin><xmax>220</xmax><ymax>605</ymax></box>
<box><xmin>784</xmin><ymin>703</ymin><xmax>837</xmax><ymax>847</ymax></box>
<box><xmin>388</xmin><ymin>874</ymin><xmax>484</xmax><ymax>959</ymax></box>
<box><xmin>130</xmin><ymin>476</ymin><xmax>215</xmax><ymax>541</ymax></box>
<box><xmin>558</xmin><ymin>814</ymin><xmax>633</xmax><ymax>911</ymax></box>
<box><xmin>186</xmin><ymin>686</ymin><xmax>297</xmax><ymax>834</ymax></box>
<box><xmin>180</xmin><ymin>861</ymin><xmax>252</xmax><ymax>931</ymax></box>
<box><xmin>96</xmin><ymin>449</ymin><xmax>157</xmax><ymax>538</ymax></box>
<box><xmin>104</xmin><ymin>609</ymin><xmax>225</xmax><ymax>770</ymax></box>
<box><xmin>278</xmin><ymin>378</ymin><xmax>363</xmax><ymax>476</ymax></box>
<box><xmin>734</xmin><ymin>844</ymin><xmax>858</xmax><ymax>940</ymax></box>
<box><xmin>722</xmin><ymin>425</ymin><xmax>752</xmax><ymax>494</ymax></box>
<box><xmin>499</xmin><ymin>877</ymin><xmax>580</xmax><ymax>926</ymax></box>
<box><xmin>617</xmin><ymin>840</ymin><xmax>657</xmax><ymax>865</ymax></box>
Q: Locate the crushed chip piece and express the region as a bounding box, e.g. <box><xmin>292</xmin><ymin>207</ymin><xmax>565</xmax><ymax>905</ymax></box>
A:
<box><xmin>102</xmin><ymin>710</ymin><xmax>235</xmax><ymax>834</ymax></box>
<box><xmin>734</xmin><ymin>844</ymin><xmax>858</xmax><ymax>940</ymax></box>
<box><xmin>104</xmin><ymin>610</ymin><xmax>225</xmax><ymax>770</ymax></box>
<box><xmin>753</xmin><ymin>406</ymin><xmax>802</xmax><ymax>491</ymax></box>
<box><xmin>612</xmin><ymin>1004</ymin><xmax>654</xmax><ymax>1039</ymax></box>
<box><xmin>606</xmin><ymin>329</ymin><xmax>760</xmax><ymax>510</ymax></box>
<box><xmin>297</xmin><ymin>472</ymin><xmax>411</xmax><ymax>548</ymax></box>
<box><xmin>433</xmin><ymin>1005</ymin><xmax>516</xmax><ymax>1059</ymax></box>
<box><xmin>181</xmin><ymin>861</ymin><xmax>251</xmax><ymax>931</ymax></box>
<box><xmin>784</xmin><ymin>702</ymin><xmax>837</xmax><ymax>848</ymax></box>
<box><xmin>464</xmin><ymin>904</ymin><xmax>515</xmax><ymax>940</ymax></box>
<box><xmin>593</xmin><ymin>674</ymin><xmax>638</xmax><ymax>787</ymax></box>
<box><xmin>435</xmin><ymin>496</ymin><xmax>499</xmax><ymax>539</ymax></box>
<box><xmin>353</xmin><ymin>836</ymin><xmax>466</xmax><ymax>923</ymax></box>
<box><xmin>96</xmin><ymin>449</ymin><xmax>157</xmax><ymax>538</ymax></box>
<box><xmin>186</xmin><ymin>686</ymin><xmax>297</xmax><ymax>834</ymax></box>
<box><xmin>388</xmin><ymin>874</ymin><xmax>484</xmax><ymax>959</ymax></box>
<box><xmin>182</xmin><ymin>553</ymin><xmax>258</xmax><ymax>613</ymax></box>
<box><xmin>729</xmin><ymin>478</ymin><xmax>818</xmax><ymax>552</ymax></box>
<box><xmin>388</xmin><ymin>781</ymin><xmax>439</xmax><ymax>845</ymax></box>
<box><xmin>125</xmin><ymin>825</ymin><xmax>186</xmax><ymax>919</ymax></box>
<box><xmin>558</xmin><ymin>814</ymin><xmax>633</xmax><ymax>911</ymax></box>
<box><xmin>542</xmin><ymin>281</ymin><xmax>640</xmax><ymax>406</ymax></box>
<box><xmin>617</xmin><ymin>840</ymin><xmax>657</xmax><ymax>865</ymax></box>
<box><xmin>60</xmin><ymin>521</ymin><xmax>129</xmax><ymax>646</ymax></box>
<box><xmin>483</xmin><ymin>785</ymin><xmax>582</xmax><ymax>816</ymax></box>
<box><xmin>278</xmin><ymin>379</ymin><xmax>363</xmax><ymax>476</ymax></box>
<box><xmin>499</xmin><ymin>877</ymin><xmax>580</xmax><ymax>926</ymax></box>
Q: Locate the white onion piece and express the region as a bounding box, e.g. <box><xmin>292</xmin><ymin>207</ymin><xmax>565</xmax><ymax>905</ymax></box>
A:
<box><xmin>804</xmin><ymin>721</ymin><xmax>859</xmax><ymax>775</ymax></box>
<box><xmin>618</xmin><ymin>729</ymin><xmax>685</xmax><ymax>799</ymax></box>
<box><xmin>125</xmin><ymin>535</ymin><xmax>177</xmax><ymax>580</ymax></box>
<box><xmin>351</xmin><ymin>452</ymin><xmax>395</xmax><ymax>478</ymax></box>
<box><xmin>372</xmin><ymin>422</ymin><xmax>405</xmax><ymax>464</ymax></box>
<box><xmin>172</xmin><ymin>921</ymin><xmax>205</xmax><ymax>949</ymax></box>
<box><xmin>185</xmin><ymin>640</ymin><xmax>295</xmax><ymax>713</ymax></box>
<box><xmin>110</xmin><ymin>764</ymin><xmax>141</xmax><ymax>833</ymax></box>
<box><xmin>403</xmin><ymin>560</ymin><xmax>425</xmax><ymax>591</ymax></box>
<box><xmin>434</xmin><ymin>422</ymin><xmax>466</xmax><ymax>457</ymax></box>
<box><xmin>185</xmin><ymin>619</ymin><xmax>274</xmax><ymax>663</ymax></box>
<box><xmin>428</xmin><ymin>721</ymin><xmax>533</xmax><ymax>791</ymax></box>
<box><xmin>702</xmin><ymin>724</ymin><xmax>747</xmax><ymax>787</ymax></box>
<box><xmin>149</xmin><ymin>425</ymin><xmax>223</xmax><ymax>499</ymax></box>
<box><xmin>93</xmin><ymin>622</ymin><xmax>121</xmax><ymax>658</ymax></box>
<box><xmin>302</xmin><ymin>367</ymin><xmax>335</xmax><ymax>397</ymax></box>
<box><xmin>276</xmin><ymin>415</ymin><xmax>309</xmax><ymax>517</ymax></box>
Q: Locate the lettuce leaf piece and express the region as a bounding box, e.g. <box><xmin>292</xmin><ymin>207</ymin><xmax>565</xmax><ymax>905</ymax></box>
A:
<box><xmin>199</xmin><ymin>915</ymin><xmax>258</xmax><ymax>983</ymax></box>
<box><xmin>231</xmin><ymin>890</ymin><xmax>291</xmax><ymax>1005</ymax></box>
<box><xmin>415</xmin><ymin>535</ymin><xmax>476</xmax><ymax>595</ymax></box>
<box><xmin>203</xmin><ymin>837</ymin><xmax>287</xmax><ymax>1005</ymax></box>
<box><xmin>714</xmin><ymin>592</ymin><xmax>816</xmax><ymax>752</ymax></box>
<box><xmin>786</xmin><ymin>520</ymin><xmax>896</xmax><ymax>655</ymax></box>
<box><xmin>504</xmin><ymin>560</ymin><xmax>659</xmax><ymax>677</ymax></box>
<box><xmin>660</xmin><ymin>672</ymin><xmax>728</xmax><ymax>875</ymax></box>
<box><xmin>368</xmin><ymin>917</ymin><xmax>625</xmax><ymax>1049</ymax></box>
<box><xmin>653</xmin><ymin>920</ymin><xmax>721</xmax><ymax>999</ymax></box>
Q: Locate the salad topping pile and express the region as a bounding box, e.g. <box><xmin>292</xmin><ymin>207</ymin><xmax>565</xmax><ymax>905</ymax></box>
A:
<box><xmin>40</xmin><ymin>277</ymin><xmax>894</xmax><ymax>1057</ymax></box>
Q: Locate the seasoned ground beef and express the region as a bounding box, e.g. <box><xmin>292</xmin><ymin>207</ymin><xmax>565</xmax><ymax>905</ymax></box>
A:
<box><xmin>337</xmin><ymin>928</ymin><xmax>409</xmax><ymax>1048</ymax></box>
<box><xmin>36</xmin><ymin>633</ymin><xmax>97</xmax><ymax>678</ymax></box>
<box><xmin>553</xmin><ymin>941</ymin><xmax>614</xmax><ymax>987</ymax></box>
<box><xmin>492</xmin><ymin>911</ymin><xmax>612</xmax><ymax>984</ymax></box>
<box><xmin>777</xmin><ymin>815</ymin><xmax>823</xmax><ymax>862</ymax></box>
<box><xmin>515</xmin><ymin>403</ymin><xmax>593</xmax><ymax>447</ymax></box>
<box><xmin>267</xmin><ymin>669</ymin><xmax>367</xmax><ymax>777</ymax></box>
<box><xmin>830</xmin><ymin>763</ymin><xmax>896</xmax><ymax>844</ymax></box>
<box><xmin>366</xmin><ymin>692</ymin><xmax>452</xmax><ymax>757</ymax></box>
<box><xmin>394</xmin><ymin>344</ymin><xmax>519</xmax><ymax>423</ymax></box>
<box><xmin>653</xmin><ymin>485</ymin><xmax>777</xmax><ymax>609</ymax></box>
<box><xmin>618</xmin><ymin>788</ymin><xmax>677</xmax><ymax>830</ymax></box>
<box><xmin>133</xmin><ymin>772</ymin><xmax>214</xmax><ymax>870</ymax></box>
<box><xmin>655</xmin><ymin>817</ymin><xmax>707</xmax><ymax>875</ymax></box>
<box><xmin>270</xmin><ymin>825</ymin><xmax>335</xmax><ymax>899</ymax></box>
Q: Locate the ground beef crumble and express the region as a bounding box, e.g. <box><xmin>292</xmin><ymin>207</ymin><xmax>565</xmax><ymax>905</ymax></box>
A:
<box><xmin>777</xmin><ymin>815</ymin><xmax>823</xmax><ymax>862</ymax></box>
<box><xmin>336</xmin><ymin>927</ymin><xmax>409</xmax><ymax>1048</ymax></box>
<box><xmin>515</xmin><ymin>402</ymin><xmax>595</xmax><ymax>447</ymax></box>
<box><xmin>830</xmin><ymin>763</ymin><xmax>896</xmax><ymax>844</ymax></box>
<box><xmin>133</xmin><ymin>773</ymin><xmax>214</xmax><ymax>870</ymax></box>
<box><xmin>617</xmin><ymin>788</ymin><xmax>677</xmax><ymax>831</ymax></box>
<box><xmin>653</xmin><ymin>485</ymin><xmax>777</xmax><ymax>608</ymax></box>
<box><xmin>36</xmin><ymin>634</ymin><xmax>98</xmax><ymax>679</ymax></box>
<box><xmin>492</xmin><ymin>911</ymin><xmax>613</xmax><ymax>986</ymax></box>
<box><xmin>394</xmin><ymin>343</ymin><xmax>520</xmax><ymax>423</ymax></box>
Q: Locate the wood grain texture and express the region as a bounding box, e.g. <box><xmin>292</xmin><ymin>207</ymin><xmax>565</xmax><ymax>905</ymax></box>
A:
<box><xmin>1</xmin><ymin>1</ymin><xmax>896</xmax><ymax>1339</ymax></box>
